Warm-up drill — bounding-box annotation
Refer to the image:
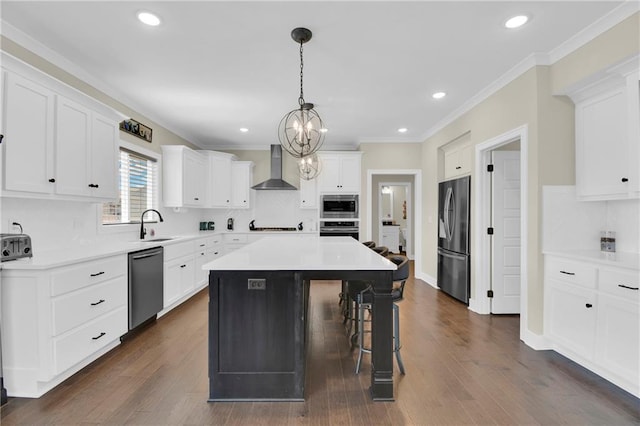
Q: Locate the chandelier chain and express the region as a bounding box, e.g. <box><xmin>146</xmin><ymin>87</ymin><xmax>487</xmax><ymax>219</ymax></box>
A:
<box><xmin>298</xmin><ymin>40</ymin><xmax>304</xmax><ymax>106</ymax></box>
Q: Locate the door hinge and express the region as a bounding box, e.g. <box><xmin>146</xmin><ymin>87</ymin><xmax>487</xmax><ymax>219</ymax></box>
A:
<box><xmin>487</xmin><ymin>290</ymin><xmax>494</xmax><ymax>298</ymax></box>
<box><xmin>487</xmin><ymin>227</ymin><xmax>494</xmax><ymax>235</ymax></box>
<box><xmin>487</xmin><ymin>164</ymin><xmax>494</xmax><ymax>172</ymax></box>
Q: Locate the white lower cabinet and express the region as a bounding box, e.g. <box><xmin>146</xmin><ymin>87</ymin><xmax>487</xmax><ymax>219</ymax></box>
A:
<box><xmin>0</xmin><ymin>254</ymin><xmax>127</xmax><ymax>397</ymax></box>
<box><xmin>544</xmin><ymin>255</ymin><xmax>639</xmax><ymax>397</ymax></box>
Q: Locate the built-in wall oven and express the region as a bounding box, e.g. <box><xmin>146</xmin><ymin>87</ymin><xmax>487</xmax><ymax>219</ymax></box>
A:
<box><xmin>319</xmin><ymin>221</ymin><xmax>359</xmax><ymax>240</ymax></box>
<box><xmin>321</xmin><ymin>194</ymin><xmax>358</xmax><ymax>219</ymax></box>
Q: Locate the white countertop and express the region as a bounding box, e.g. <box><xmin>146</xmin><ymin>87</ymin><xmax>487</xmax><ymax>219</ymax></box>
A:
<box><xmin>543</xmin><ymin>250</ymin><xmax>640</xmax><ymax>270</ymax></box>
<box><xmin>1</xmin><ymin>230</ymin><xmax>318</xmax><ymax>270</ymax></box>
<box><xmin>203</xmin><ymin>236</ymin><xmax>396</xmax><ymax>271</ymax></box>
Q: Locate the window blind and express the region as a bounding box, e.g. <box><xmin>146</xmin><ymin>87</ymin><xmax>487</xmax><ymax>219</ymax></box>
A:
<box><xmin>102</xmin><ymin>148</ymin><xmax>158</xmax><ymax>224</ymax></box>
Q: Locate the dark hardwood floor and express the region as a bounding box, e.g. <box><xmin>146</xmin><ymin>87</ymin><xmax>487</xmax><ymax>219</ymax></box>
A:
<box><xmin>2</xmin><ymin>264</ymin><xmax>639</xmax><ymax>425</ymax></box>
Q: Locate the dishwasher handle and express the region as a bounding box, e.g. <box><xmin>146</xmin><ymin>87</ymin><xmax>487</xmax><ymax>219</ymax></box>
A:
<box><xmin>131</xmin><ymin>249</ymin><xmax>163</xmax><ymax>260</ymax></box>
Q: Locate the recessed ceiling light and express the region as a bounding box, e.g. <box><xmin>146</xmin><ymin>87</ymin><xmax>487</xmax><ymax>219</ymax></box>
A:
<box><xmin>505</xmin><ymin>15</ymin><xmax>529</xmax><ymax>29</ymax></box>
<box><xmin>432</xmin><ymin>92</ymin><xmax>446</xmax><ymax>99</ymax></box>
<box><xmin>137</xmin><ymin>11</ymin><xmax>161</xmax><ymax>26</ymax></box>
<box><xmin>320</xmin><ymin>128</ymin><xmax>329</xmax><ymax>133</ymax></box>
<box><xmin>398</xmin><ymin>128</ymin><xmax>408</xmax><ymax>133</ymax></box>
<box><xmin>239</xmin><ymin>128</ymin><xmax>249</xmax><ymax>133</ymax></box>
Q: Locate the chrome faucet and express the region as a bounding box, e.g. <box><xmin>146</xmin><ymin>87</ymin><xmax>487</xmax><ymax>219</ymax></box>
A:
<box><xmin>140</xmin><ymin>209</ymin><xmax>164</xmax><ymax>239</ymax></box>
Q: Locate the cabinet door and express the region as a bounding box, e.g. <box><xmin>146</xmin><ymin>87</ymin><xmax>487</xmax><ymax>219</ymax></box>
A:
<box><xmin>339</xmin><ymin>156</ymin><xmax>361</xmax><ymax>192</ymax></box>
<box><xmin>595</xmin><ymin>295</ymin><xmax>639</xmax><ymax>384</ymax></box>
<box><xmin>317</xmin><ymin>155</ymin><xmax>341</xmax><ymax>192</ymax></box>
<box><xmin>546</xmin><ymin>280</ymin><xmax>596</xmax><ymax>359</ymax></box>
<box><xmin>576</xmin><ymin>87</ymin><xmax>628</xmax><ymax>199</ymax></box>
<box><xmin>231</xmin><ymin>162</ymin><xmax>251</xmax><ymax>208</ymax></box>
<box><xmin>444</xmin><ymin>148</ymin><xmax>461</xmax><ymax>179</ymax></box>
<box><xmin>3</xmin><ymin>72</ymin><xmax>55</xmax><ymax>194</ymax></box>
<box><xmin>164</xmin><ymin>259</ymin><xmax>183</xmax><ymax>308</ymax></box>
<box><xmin>299</xmin><ymin>178</ymin><xmax>317</xmax><ymax>208</ymax></box>
<box><xmin>180</xmin><ymin>257</ymin><xmax>196</xmax><ymax>296</ymax></box>
<box><xmin>183</xmin><ymin>151</ymin><xmax>206</xmax><ymax>207</ymax></box>
<box><xmin>89</xmin><ymin>113</ymin><xmax>118</xmax><ymax>200</ymax></box>
<box><xmin>209</xmin><ymin>155</ymin><xmax>232</xmax><ymax>207</ymax></box>
<box><xmin>626</xmin><ymin>72</ymin><xmax>640</xmax><ymax>197</ymax></box>
<box><xmin>55</xmin><ymin>96</ymin><xmax>91</xmax><ymax>196</ymax></box>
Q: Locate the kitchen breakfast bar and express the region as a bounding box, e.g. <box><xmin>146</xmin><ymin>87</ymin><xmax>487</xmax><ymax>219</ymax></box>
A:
<box><xmin>203</xmin><ymin>236</ymin><xmax>397</xmax><ymax>401</ymax></box>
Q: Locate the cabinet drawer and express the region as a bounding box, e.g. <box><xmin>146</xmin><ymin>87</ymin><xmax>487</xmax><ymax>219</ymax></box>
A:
<box><xmin>50</xmin><ymin>255</ymin><xmax>126</xmax><ymax>296</ymax></box>
<box><xmin>546</xmin><ymin>258</ymin><xmax>596</xmax><ymax>288</ymax></box>
<box><xmin>164</xmin><ymin>241</ymin><xmax>193</xmax><ymax>261</ymax></box>
<box><xmin>224</xmin><ymin>233</ymin><xmax>247</xmax><ymax>244</ymax></box>
<box><xmin>52</xmin><ymin>277</ymin><xmax>127</xmax><ymax>336</ymax></box>
<box><xmin>53</xmin><ymin>306</ymin><xmax>127</xmax><ymax>374</ymax></box>
<box><xmin>599</xmin><ymin>268</ymin><xmax>640</xmax><ymax>301</ymax></box>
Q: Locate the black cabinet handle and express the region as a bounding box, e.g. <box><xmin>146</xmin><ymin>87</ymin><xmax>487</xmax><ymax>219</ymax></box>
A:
<box><xmin>621</xmin><ymin>177</ymin><xmax>629</xmax><ymax>183</ymax></box>
<box><xmin>194</xmin><ymin>197</ymin><xmax>199</xmax><ymax>201</ymax></box>
<box><xmin>91</xmin><ymin>332</ymin><xmax>106</xmax><ymax>340</ymax></box>
<box><xmin>0</xmin><ymin>134</ymin><xmax>4</xmax><ymax>143</ymax></box>
<box><xmin>90</xmin><ymin>271</ymin><xmax>105</xmax><ymax>277</ymax></box>
<box><xmin>49</xmin><ymin>178</ymin><xmax>56</xmax><ymax>183</ymax></box>
<box><xmin>180</xmin><ymin>264</ymin><xmax>186</xmax><ymax>268</ymax></box>
<box><xmin>90</xmin><ymin>299</ymin><xmax>105</xmax><ymax>306</ymax></box>
<box><xmin>559</xmin><ymin>270</ymin><xmax>575</xmax><ymax>276</ymax></box>
<box><xmin>585</xmin><ymin>303</ymin><xmax>593</xmax><ymax>308</ymax></box>
<box><xmin>618</xmin><ymin>284</ymin><xmax>639</xmax><ymax>291</ymax></box>
<box><xmin>456</xmin><ymin>166</ymin><xmax>462</xmax><ymax>170</ymax></box>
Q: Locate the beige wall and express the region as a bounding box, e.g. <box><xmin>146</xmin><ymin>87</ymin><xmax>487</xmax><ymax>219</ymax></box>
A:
<box><xmin>1</xmin><ymin>36</ymin><xmax>199</xmax><ymax>153</ymax></box>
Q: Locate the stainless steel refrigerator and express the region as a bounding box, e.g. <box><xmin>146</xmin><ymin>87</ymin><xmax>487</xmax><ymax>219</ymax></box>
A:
<box><xmin>437</xmin><ymin>176</ymin><xmax>471</xmax><ymax>304</ymax></box>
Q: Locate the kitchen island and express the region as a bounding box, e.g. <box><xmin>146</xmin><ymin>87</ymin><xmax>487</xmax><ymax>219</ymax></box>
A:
<box><xmin>203</xmin><ymin>236</ymin><xmax>397</xmax><ymax>401</ymax></box>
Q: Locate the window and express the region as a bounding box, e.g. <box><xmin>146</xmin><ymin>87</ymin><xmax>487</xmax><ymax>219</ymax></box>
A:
<box><xmin>102</xmin><ymin>148</ymin><xmax>159</xmax><ymax>224</ymax></box>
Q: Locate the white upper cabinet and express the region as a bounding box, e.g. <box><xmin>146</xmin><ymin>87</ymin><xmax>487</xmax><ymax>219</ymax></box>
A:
<box><xmin>566</xmin><ymin>56</ymin><xmax>639</xmax><ymax>201</ymax></box>
<box><xmin>199</xmin><ymin>150</ymin><xmax>235</xmax><ymax>208</ymax></box>
<box><xmin>442</xmin><ymin>133</ymin><xmax>472</xmax><ymax>180</ymax></box>
<box><xmin>1</xmin><ymin>54</ymin><xmax>120</xmax><ymax>202</ymax></box>
<box><xmin>231</xmin><ymin>161</ymin><xmax>253</xmax><ymax>209</ymax></box>
<box><xmin>2</xmin><ymin>71</ymin><xmax>56</xmax><ymax>194</ymax></box>
<box><xmin>161</xmin><ymin>145</ymin><xmax>206</xmax><ymax>208</ymax></box>
<box><xmin>317</xmin><ymin>151</ymin><xmax>362</xmax><ymax>193</ymax></box>
<box><xmin>299</xmin><ymin>177</ymin><xmax>318</xmax><ymax>209</ymax></box>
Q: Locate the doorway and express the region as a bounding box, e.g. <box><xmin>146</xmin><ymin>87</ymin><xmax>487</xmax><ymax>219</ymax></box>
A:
<box><xmin>474</xmin><ymin>125</ymin><xmax>529</xmax><ymax>341</ymax></box>
<box><xmin>378</xmin><ymin>182</ymin><xmax>411</xmax><ymax>255</ymax></box>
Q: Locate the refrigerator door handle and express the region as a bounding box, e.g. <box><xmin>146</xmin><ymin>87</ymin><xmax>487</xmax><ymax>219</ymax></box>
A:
<box><xmin>443</xmin><ymin>187</ymin><xmax>453</xmax><ymax>241</ymax></box>
<box><xmin>438</xmin><ymin>248</ymin><xmax>467</xmax><ymax>261</ymax></box>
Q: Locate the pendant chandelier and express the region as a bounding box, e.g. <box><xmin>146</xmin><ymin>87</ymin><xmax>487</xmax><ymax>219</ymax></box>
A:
<box><xmin>278</xmin><ymin>27</ymin><xmax>325</xmax><ymax>159</ymax></box>
<box><xmin>298</xmin><ymin>153</ymin><xmax>321</xmax><ymax>181</ymax></box>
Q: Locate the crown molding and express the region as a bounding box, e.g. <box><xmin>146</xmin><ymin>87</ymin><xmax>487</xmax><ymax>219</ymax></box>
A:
<box><xmin>0</xmin><ymin>19</ymin><xmax>206</xmax><ymax>148</ymax></box>
<box><xmin>357</xmin><ymin>137</ymin><xmax>423</xmax><ymax>144</ymax></box>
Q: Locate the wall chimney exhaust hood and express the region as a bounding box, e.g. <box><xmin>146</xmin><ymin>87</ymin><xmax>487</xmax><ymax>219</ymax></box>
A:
<box><xmin>251</xmin><ymin>145</ymin><xmax>298</xmax><ymax>190</ymax></box>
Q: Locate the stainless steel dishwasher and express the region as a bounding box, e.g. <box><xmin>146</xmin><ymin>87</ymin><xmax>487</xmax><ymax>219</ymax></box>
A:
<box><xmin>128</xmin><ymin>247</ymin><xmax>164</xmax><ymax>330</ymax></box>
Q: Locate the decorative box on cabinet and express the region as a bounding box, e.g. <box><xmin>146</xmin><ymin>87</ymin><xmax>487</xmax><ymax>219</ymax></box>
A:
<box><xmin>565</xmin><ymin>56</ymin><xmax>639</xmax><ymax>201</ymax></box>
<box><xmin>161</xmin><ymin>146</ymin><xmax>206</xmax><ymax>208</ymax></box>
<box><xmin>1</xmin><ymin>54</ymin><xmax>120</xmax><ymax>201</ymax></box>
<box><xmin>316</xmin><ymin>151</ymin><xmax>362</xmax><ymax>193</ymax></box>
<box><xmin>0</xmin><ymin>254</ymin><xmax>127</xmax><ymax>397</ymax></box>
<box><xmin>544</xmin><ymin>254</ymin><xmax>639</xmax><ymax>397</ymax></box>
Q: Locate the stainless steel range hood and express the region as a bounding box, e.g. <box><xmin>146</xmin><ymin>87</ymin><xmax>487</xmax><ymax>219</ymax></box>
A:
<box><xmin>251</xmin><ymin>145</ymin><xmax>298</xmax><ymax>190</ymax></box>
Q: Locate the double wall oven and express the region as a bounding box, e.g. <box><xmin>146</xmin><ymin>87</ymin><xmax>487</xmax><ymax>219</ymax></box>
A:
<box><xmin>319</xmin><ymin>194</ymin><xmax>359</xmax><ymax>239</ymax></box>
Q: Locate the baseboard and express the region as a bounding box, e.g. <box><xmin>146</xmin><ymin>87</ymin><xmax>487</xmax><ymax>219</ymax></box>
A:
<box><xmin>415</xmin><ymin>271</ymin><xmax>437</xmax><ymax>288</ymax></box>
<box><xmin>468</xmin><ymin>297</ymin><xmax>489</xmax><ymax>314</ymax></box>
<box><xmin>522</xmin><ymin>330</ymin><xmax>552</xmax><ymax>350</ymax></box>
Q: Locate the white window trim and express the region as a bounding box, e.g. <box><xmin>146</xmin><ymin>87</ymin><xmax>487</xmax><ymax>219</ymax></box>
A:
<box><xmin>96</xmin><ymin>140</ymin><xmax>162</xmax><ymax>235</ymax></box>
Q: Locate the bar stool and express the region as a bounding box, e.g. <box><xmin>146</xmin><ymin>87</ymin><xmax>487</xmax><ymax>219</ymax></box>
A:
<box><xmin>362</xmin><ymin>241</ymin><xmax>376</xmax><ymax>248</ymax></box>
<box><xmin>372</xmin><ymin>246</ymin><xmax>389</xmax><ymax>256</ymax></box>
<box><xmin>340</xmin><ymin>241</ymin><xmax>377</xmax><ymax>308</ymax></box>
<box><xmin>351</xmin><ymin>255</ymin><xmax>409</xmax><ymax>374</ymax></box>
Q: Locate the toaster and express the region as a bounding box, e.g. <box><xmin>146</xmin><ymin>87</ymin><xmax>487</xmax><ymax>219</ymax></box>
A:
<box><xmin>1</xmin><ymin>233</ymin><xmax>33</xmax><ymax>262</ymax></box>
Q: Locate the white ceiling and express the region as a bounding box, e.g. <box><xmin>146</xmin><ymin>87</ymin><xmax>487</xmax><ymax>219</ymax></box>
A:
<box><xmin>0</xmin><ymin>1</ymin><xmax>630</xmax><ymax>150</ymax></box>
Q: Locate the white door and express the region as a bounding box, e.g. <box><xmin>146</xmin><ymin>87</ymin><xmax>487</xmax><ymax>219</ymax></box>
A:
<box><xmin>491</xmin><ymin>150</ymin><xmax>521</xmax><ymax>314</ymax></box>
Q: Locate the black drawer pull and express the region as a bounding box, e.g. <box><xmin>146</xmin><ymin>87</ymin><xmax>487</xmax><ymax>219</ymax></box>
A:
<box><xmin>585</xmin><ymin>303</ymin><xmax>593</xmax><ymax>308</ymax></box>
<box><xmin>180</xmin><ymin>264</ymin><xmax>187</xmax><ymax>268</ymax></box>
<box><xmin>92</xmin><ymin>332</ymin><xmax>106</xmax><ymax>340</ymax></box>
<box><xmin>559</xmin><ymin>270</ymin><xmax>575</xmax><ymax>276</ymax></box>
<box><xmin>90</xmin><ymin>271</ymin><xmax>105</xmax><ymax>277</ymax></box>
<box><xmin>456</xmin><ymin>166</ymin><xmax>462</xmax><ymax>170</ymax></box>
<box><xmin>90</xmin><ymin>299</ymin><xmax>105</xmax><ymax>306</ymax></box>
<box><xmin>49</xmin><ymin>178</ymin><xmax>56</xmax><ymax>183</ymax></box>
<box><xmin>618</xmin><ymin>284</ymin><xmax>639</xmax><ymax>291</ymax></box>
<box><xmin>621</xmin><ymin>177</ymin><xmax>629</xmax><ymax>183</ymax></box>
